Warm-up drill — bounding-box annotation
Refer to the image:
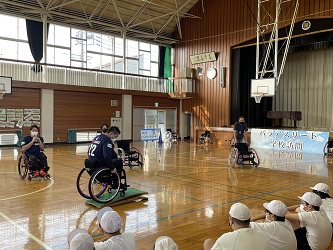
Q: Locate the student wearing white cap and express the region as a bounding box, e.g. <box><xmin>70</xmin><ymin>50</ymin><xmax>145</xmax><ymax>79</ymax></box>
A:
<box><xmin>285</xmin><ymin>192</ymin><xmax>332</xmax><ymax>250</ymax></box>
<box><xmin>94</xmin><ymin>207</ymin><xmax>136</xmax><ymax>250</ymax></box>
<box><xmin>203</xmin><ymin>203</ymin><xmax>269</xmax><ymax>250</ymax></box>
<box><xmin>68</xmin><ymin>228</ymin><xmax>95</xmax><ymax>250</ymax></box>
<box><xmin>311</xmin><ymin>183</ymin><xmax>333</xmax><ymax>225</ymax></box>
<box><xmin>154</xmin><ymin>236</ymin><xmax>178</xmax><ymax>250</ymax></box>
<box><xmin>250</xmin><ymin>200</ymin><xmax>297</xmax><ymax>250</ymax></box>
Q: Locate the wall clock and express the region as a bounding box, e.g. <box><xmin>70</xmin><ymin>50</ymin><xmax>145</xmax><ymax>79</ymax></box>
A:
<box><xmin>207</xmin><ymin>67</ymin><xmax>217</xmax><ymax>79</ymax></box>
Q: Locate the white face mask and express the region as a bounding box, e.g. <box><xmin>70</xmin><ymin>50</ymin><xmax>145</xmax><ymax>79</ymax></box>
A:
<box><xmin>31</xmin><ymin>131</ymin><xmax>38</xmax><ymax>137</ymax></box>
<box><xmin>111</xmin><ymin>138</ymin><xmax>117</xmax><ymax>143</ymax></box>
<box><xmin>300</xmin><ymin>204</ymin><xmax>306</xmax><ymax>212</ymax></box>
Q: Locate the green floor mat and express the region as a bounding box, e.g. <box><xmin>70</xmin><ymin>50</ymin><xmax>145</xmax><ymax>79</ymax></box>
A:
<box><xmin>86</xmin><ymin>188</ymin><xmax>148</xmax><ymax>208</ymax></box>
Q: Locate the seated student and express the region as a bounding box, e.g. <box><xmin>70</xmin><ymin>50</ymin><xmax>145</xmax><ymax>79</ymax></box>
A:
<box><xmin>285</xmin><ymin>192</ymin><xmax>332</xmax><ymax>250</ymax></box>
<box><xmin>250</xmin><ymin>200</ymin><xmax>297</xmax><ymax>250</ymax></box>
<box><xmin>94</xmin><ymin>207</ymin><xmax>136</xmax><ymax>250</ymax></box>
<box><xmin>21</xmin><ymin>124</ymin><xmax>49</xmax><ymax>177</ymax></box>
<box><xmin>154</xmin><ymin>236</ymin><xmax>178</xmax><ymax>250</ymax></box>
<box><xmin>310</xmin><ymin>183</ymin><xmax>333</xmax><ymax>226</ymax></box>
<box><xmin>203</xmin><ymin>203</ymin><xmax>269</xmax><ymax>250</ymax></box>
<box><xmin>68</xmin><ymin>228</ymin><xmax>95</xmax><ymax>250</ymax></box>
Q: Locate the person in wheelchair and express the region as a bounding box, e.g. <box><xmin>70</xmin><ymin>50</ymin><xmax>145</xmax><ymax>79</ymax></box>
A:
<box><xmin>233</xmin><ymin>116</ymin><xmax>248</xmax><ymax>144</ymax></box>
<box><xmin>86</xmin><ymin>126</ymin><xmax>122</xmax><ymax>176</ymax></box>
<box><xmin>21</xmin><ymin>124</ymin><xmax>49</xmax><ymax>177</ymax></box>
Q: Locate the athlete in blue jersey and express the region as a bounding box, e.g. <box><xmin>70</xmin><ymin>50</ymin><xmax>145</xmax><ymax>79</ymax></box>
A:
<box><xmin>21</xmin><ymin>124</ymin><xmax>49</xmax><ymax>177</ymax></box>
<box><xmin>87</xmin><ymin>126</ymin><xmax>121</xmax><ymax>173</ymax></box>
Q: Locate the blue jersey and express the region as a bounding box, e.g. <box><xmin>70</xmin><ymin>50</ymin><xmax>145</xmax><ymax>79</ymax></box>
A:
<box><xmin>88</xmin><ymin>134</ymin><xmax>117</xmax><ymax>168</ymax></box>
<box><xmin>22</xmin><ymin>136</ymin><xmax>44</xmax><ymax>155</ymax></box>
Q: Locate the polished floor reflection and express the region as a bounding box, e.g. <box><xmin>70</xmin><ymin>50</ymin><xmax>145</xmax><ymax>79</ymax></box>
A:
<box><xmin>0</xmin><ymin>142</ymin><xmax>333</xmax><ymax>250</ymax></box>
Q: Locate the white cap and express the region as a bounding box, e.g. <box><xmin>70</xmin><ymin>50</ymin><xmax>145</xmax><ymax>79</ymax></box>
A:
<box><xmin>68</xmin><ymin>228</ymin><xmax>94</xmax><ymax>250</ymax></box>
<box><xmin>97</xmin><ymin>207</ymin><xmax>122</xmax><ymax>233</ymax></box>
<box><xmin>298</xmin><ymin>192</ymin><xmax>322</xmax><ymax>207</ymax></box>
<box><xmin>263</xmin><ymin>200</ymin><xmax>288</xmax><ymax>217</ymax></box>
<box><xmin>155</xmin><ymin>236</ymin><xmax>178</xmax><ymax>250</ymax></box>
<box><xmin>229</xmin><ymin>203</ymin><xmax>251</xmax><ymax>221</ymax></box>
<box><xmin>310</xmin><ymin>183</ymin><xmax>330</xmax><ymax>194</ymax></box>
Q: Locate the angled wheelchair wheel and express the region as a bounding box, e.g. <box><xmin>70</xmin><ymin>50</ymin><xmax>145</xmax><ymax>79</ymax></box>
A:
<box><xmin>249</xmin><ymin>148</ymin><xmax>260</xmax><ymax>167</ymax></box>
<box><xmin>77</xmin><ymin>168</ymin><xmax>92</xmax><ymax>199</ymax></box>
<box><xmin>130</xmin><ymin>146</ymin><xmax>144</xmax><ymax>167</ymax></box>
<box><xmin>88</xmin><ymin>168</ymin><xmax>120</xmax><ymax>203</ymax></box>
<box><xmin>228</xmin><ymin>148</ymin><xmax>238</xmax><ymax>167</ymax></box>
<box><xmin>18</xmin><ymin>154</ymin><xmax>29</xmax><ymax>179</ymax></box>
<box><xmin>164</xmin><ymin>131</ymin><xmax>172</xmax><ymax>142</ymax></box>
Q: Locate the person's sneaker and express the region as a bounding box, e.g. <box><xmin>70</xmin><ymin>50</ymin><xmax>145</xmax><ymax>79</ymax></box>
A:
<box><xmin>33</xmin><ymin>170</ymin><xmax>39</xmax><ymax>177</ymax></box>
<box><xmin>39</xmin><ymin>169</ymin><xmax>46</xmax><ymax>177</ymax></box>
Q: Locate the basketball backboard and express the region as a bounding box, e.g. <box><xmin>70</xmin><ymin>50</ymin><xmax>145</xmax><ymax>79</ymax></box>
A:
<box><xmin>0</xmin><ymin>76</ymin><xmax>12</xmax><ymax>94</ymax></box>
<box><xmin>251</xmin><ymin>78</ymin><xmax>275</xmax><ymax>97</ymax></box>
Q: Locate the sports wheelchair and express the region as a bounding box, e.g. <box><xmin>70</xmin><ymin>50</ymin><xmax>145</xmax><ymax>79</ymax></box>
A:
<box><xmin>164</xmin><ymin>129</ymin><xmax>179</xmax><ymax>142</ymax></box>
<box><xmin>18</xmin><ymin>152</ymin><xmax>50</xmax><ymax>181</ymax></box>
<box><xmin>116</xmin><ymin>140</ymin><xmax>143</xmax><ymax>169</ymax></box>
<box><xmin>323</xmin><ymin>138</ymin><xmax>333</xmax><ymax>165</ymax></box>
<box><xmin>76</xmin><ymin>159</ymin><xmax>129</xmax><ymax>203</ymax></box>
<box><xmin>228</xmin><ymin>143</ymin><xmax>260</xmax><ymax>167</ymax></box>
<box><xmin>199</xmin><ymin>130</ymin><xmax>214</xmax><ymax>144</ymax></box>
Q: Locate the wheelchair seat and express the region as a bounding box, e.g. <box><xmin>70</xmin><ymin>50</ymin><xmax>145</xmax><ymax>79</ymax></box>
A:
<box><xmin>235</xmin><ymin>143</ymin><xmax>249</xmax><ymax>153</ymax></box>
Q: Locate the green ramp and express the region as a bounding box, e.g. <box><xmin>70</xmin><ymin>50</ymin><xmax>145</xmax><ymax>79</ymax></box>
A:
<box><xmin>86</xmin><ymin>188</ymin><xmax>148</xmax><ymax>208</ymax></box>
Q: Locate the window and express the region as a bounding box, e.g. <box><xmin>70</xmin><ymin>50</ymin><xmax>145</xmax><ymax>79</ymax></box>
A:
<box><xmin>0</xmin><ymin>14</ymin><xmax>159</xmax><ymax>77</ymax></box>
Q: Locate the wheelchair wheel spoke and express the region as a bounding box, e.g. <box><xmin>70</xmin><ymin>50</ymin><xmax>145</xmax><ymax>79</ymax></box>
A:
<box><xmin>88</xmin><ymin>168</ymin><xmax>120</xmax><ymax>203</ymax></box>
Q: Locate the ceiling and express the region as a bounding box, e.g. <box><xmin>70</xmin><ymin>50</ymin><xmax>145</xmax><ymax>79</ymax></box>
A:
<box><xmin>0</xmin><ymin>0</ymin><xmax>203</xmax><ymax>44</ymax></box>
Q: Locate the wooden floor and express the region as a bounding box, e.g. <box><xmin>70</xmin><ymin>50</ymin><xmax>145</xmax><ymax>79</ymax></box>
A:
<box><xmin>1</xmin><ymin>141</ymin><xmax>333</xmax><ymax>250</ymax></box>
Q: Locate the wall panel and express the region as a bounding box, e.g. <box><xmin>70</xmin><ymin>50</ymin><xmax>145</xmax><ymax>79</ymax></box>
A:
<box><xmin>174</xmin><ymin>0</ymin><xmax>333</xmax><ymax>132</ymax></box>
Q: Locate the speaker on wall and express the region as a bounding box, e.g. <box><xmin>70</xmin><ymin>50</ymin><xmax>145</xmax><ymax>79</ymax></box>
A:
<box><xmin>220</xmin><ymin>66</ymin><xmax>226</xmax><ymax>88</ymax></box>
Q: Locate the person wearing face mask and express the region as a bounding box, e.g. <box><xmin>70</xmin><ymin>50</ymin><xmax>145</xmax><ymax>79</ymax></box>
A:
<box><xmin>285</xmin><ymin>192</ymin><xmax>332</xmax><ymax>250</ymax></box>
<box><xmin>21</xmin><ymin>124</ymin><xmax>49</xmax><ymax>177</ymax></box>
<box><xmin>203</xmin><ymin>203</ymin><xmax>269</xmax><ymax>250</ymax></box>
<box><xmin>100</xmin><ymin>123</ymin><xmax>109</xmax><ymax>135</ymax></box>
<box><xmin>233</xmin><ymin>116</ymin><xmax>248</xmax><ymax>144</ymax></box>
<box><xmin>250</xmin><ymin>200</ymin><xmax>297</xmax><ymax>250</ymax></box>
<box><xmin>86</xmin><ymin>126</ymin><xmax>122</xmax><ymax>175</ymax></box>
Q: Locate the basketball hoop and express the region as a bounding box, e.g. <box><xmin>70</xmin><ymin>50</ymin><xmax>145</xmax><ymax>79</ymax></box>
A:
<box><xmin>252</xmin><ymin>92</ymin><xmax>264</xmax><ymax>104</ymax></box>
<box><xmin>0</xmin><ymin>90</ymin><xmax>5</xmax><ymax>100</ymax></box>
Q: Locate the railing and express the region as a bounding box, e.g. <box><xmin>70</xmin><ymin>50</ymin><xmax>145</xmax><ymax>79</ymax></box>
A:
<box><xmin>0</xmin><ymin>129</ymin><xmax>22</xmax><ymax>146</ymax></box>
<box><xmin>67</xmin><ymin>128</ymin><xmax>100</xmax><ymax>144</ymax></box>
<box><xmin>0</xmin><ymin>58</ymin><xmax>195</xmax><ymax>94</ymax></box>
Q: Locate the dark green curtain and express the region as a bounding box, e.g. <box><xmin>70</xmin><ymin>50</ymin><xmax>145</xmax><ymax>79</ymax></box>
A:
<box><xmin>164</xmin><ymin>45</ymin><xmax>172</xmax><ymax>92</ymax></box>
<box><xmin>67</xmin><ymin>129</ymin><xmax>77</xmax><ymax>144</ymax></box>
<box><xmin>15</xmin><ymin>130</ymin><xmax>22</xmax><ymax>147</ymax></box>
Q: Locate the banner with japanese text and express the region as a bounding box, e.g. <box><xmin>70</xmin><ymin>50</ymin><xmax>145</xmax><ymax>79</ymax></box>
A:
<box><xmin>140</xmin><ymin>128</ymin><xmax>160</xmax><ymax>141</ymax></box>
<box><xmin>250</xmin><ymin>128</ymin><xmax>329</xmax><ymax>154</ymax></box>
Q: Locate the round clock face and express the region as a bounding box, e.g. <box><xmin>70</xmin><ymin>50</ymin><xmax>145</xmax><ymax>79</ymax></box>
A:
<box><xmin>207</xmin><ymin>67</ymin><xmax>217</xmax><ymax>79</ymax></box>
<box><xmin>302</xmin><ymin>20</ymin><xmax>311</xmax><ymax>31</ymax></box>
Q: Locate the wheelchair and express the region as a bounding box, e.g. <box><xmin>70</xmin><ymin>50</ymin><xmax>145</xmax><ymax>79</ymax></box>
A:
<box><xmin>116</xmin><ymin>140</ymin><xmax>143</xmax><ymax>169</ymax></box>
<box><xmin>323</xmin><ymin>138</ymin><xmax>333</xmax><ymax>165</ymax></box>
<box><xmin>76</xmin><ymin>159</ymin><xmax>129</xmax><ymax>203</ymax></box>
<box><xmin>199</xmin><ymin>130</ymin><xmax>214</xmax><ymax>144</ymax></box>
<box><xmin>164</xmin><ymin>129</ymin><xmax>179</xmax><ymax>143</ymax></box>
<box><xmin>228</xmin><ymin>143</ymin><xmax>260</xmax><ymax>167</ymax></box>
<box><xmin>18</xmin><ymin>152</ymin><xmax>50</xmax><ymax>181</ymax></box>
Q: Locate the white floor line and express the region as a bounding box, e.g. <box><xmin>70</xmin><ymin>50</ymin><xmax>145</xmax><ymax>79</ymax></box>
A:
<box><xmin>0</xmin><ymin>178</ymin><xmax>54</xmax><ymax>201</ymax></box>
<box><xmin>0</xmin><ymin>211</ymin><xmax>53</xmax><ymax>250</ymax></box>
